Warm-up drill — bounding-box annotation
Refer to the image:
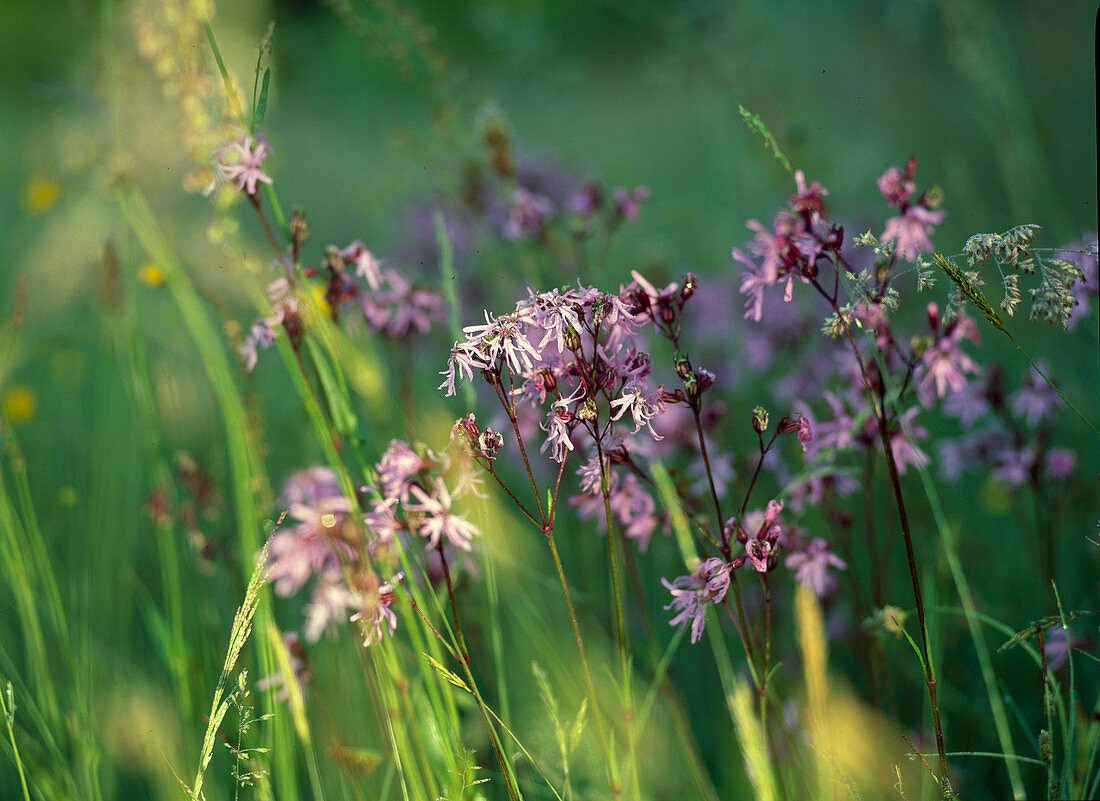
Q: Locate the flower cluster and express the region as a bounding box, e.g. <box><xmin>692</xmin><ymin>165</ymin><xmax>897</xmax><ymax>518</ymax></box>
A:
<box><xmin>265</xmin><ymin>439</ymin><xmax>481</xmax><ymax>652</ymax></box>
<box><xmin>938</xmin><ymin>366</ymin><xmax>1076</xmax><ymax>486</ymax></box>
<box><xmin>440</xmin><ymin>282</ymin><xmax>670</xmax><ymax>464</ymax></box>
<box><xmin>877</xmin><ymin>157</ymin><xmax>945</xmax><ymax>262</ymax></box>
<box><xmin>734</xmin><ymin>170</ymin><xmax>843</xmax><ymax>321</ymax></box>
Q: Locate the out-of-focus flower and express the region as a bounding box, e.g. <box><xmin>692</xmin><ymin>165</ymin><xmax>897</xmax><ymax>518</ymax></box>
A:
<box><xmin>213</xmin><ymin>132</ymin><xmax>273</xmax><ymax>196</ymax></box>
<box><xmin>882</xmin><ymin>205</ymin><xmax>944</xmax><ymax>262</ymax></box>
<box><xmin>351</xmin><ymin>572</ymin><xmax>401</xmax><ymax>647</ymax></box>
<box><xmin>266</xmin><ymin>495</ymin><xmax>357</xmax><ymax>597</ymax></box>
<box><xmin>1045</xmin><ymin>448</ymin><xmax>1077</xmax><ymax>480</ymax></box>
<box><xmin>2</xmin><ymin>384</ymin><xmax>37</xmax><ymax>424</ymax></box>
<box><xmin>406</xmin><ymin>479</ymin><xmax>479</xmax><ymax>551</ymax></box>
<box><xmin>256</xmin><ymin>633</ymin><xmax>312</xmax><ymax>702</ymax></box>
<box><xmin>917</xmin><ymin>309</ymin><xmax>980</xmax><ymax>405</ymax></box>
<box><xmin>504</xmin><ymin>187</ymin><xmax>554</xmax><ymax>240</ymax></box>
<box><xmin>1008</xmin><ymin>369</ymin><xmax>1060</xmax><ymax>427</ymax></box>
<box><xmin>339</xmin><ymin>240</ymin><xmax>384</xmax><ymax>291</ymax></box>
<box><xmin>662</xmin><ymin>557</ymin><xmax>731</xmax><ymax>643</ymax></box>
<box><xmin>613</xmin><ymin>185</ymin><xmax>650</xmax><ymax>221</ymax></box>
<box><xmin>785</xmin><ymin>538</ymin><xmax>847</xmax><ymax>597</ymax></box>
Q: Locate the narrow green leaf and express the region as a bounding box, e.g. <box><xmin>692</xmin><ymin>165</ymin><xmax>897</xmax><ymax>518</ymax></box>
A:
<box><xmin>252</xmin><ymin>67</ymin><xmax>270</xmax><ymax>131</ymax></box>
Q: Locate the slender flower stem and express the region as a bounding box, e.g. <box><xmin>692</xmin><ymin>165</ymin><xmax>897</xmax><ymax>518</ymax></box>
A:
<box><xmin>760</xmin><ymin>574</ymin><xmax>772</xmax><ymax>757</ymax></box>
<box><xmin>595</xmin><ymin>437</ymin><xmax>642</xmax><ymax>799</ymax></box>
<box><xmin>692</xmin><ymin>403</ymin><xmax>758</xmax><ymax>673</ymax></box>
<box><xmin>247</xmin><ymin>193</ymin><xmax>294</xmax><ymax>282</ymax></box>
<box><xmin>482</xmin><ymin>462</ymin><xmax>540</xmax><ymax>528</ymax></box>
<box><xmin>818</xmin><ymin>276</ymin><xmax>951</xmax><ymax>791</ymax></box>
<box><xmin>596</xmin><ymin>439</ymin><xmax>629</xmax><ymax>677</ymax></box>
<box><xmin>492</xmin><ymin>378</ymin><xmax>547</xmax><ymax>525</ymax></box>
<box><xmin>691</xmin><ymin>405</ymin><xmax>725</xmax><ymax>529</ymax></box>
<box><xmin>435</xmin><ymin>544</ymin><xmax>521</xmax><ymax>801</ymax></box>
<box><xmin>542</xmin><ymin>527</ymin><xmax>617</xmax><ymax>792</ymax></box>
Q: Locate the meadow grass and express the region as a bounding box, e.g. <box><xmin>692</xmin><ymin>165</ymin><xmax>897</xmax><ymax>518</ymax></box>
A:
<box><xmin>1</xmin><ymin>2</ymin><xmax>1097</xmax><ymax>800</ymax></box>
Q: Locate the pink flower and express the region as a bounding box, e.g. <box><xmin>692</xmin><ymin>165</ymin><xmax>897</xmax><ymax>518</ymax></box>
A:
<box><xmin>504</xmin><ymin>187</ymin><xmax>554</xmax><ymax>240</ymax></box>
<box><xmin>789</xmin><ymin>170</ymin><xmax>828</xmax><ymax>214</ymax></box>
<box><xmin>1045</xmin><ymin>448</ymin><xmax>1077</xmax><ymax>480</ymax></box>
<box><xmin>889</xmin><ymin>408</ymin><xmax>930</xmax><ymax>474</ymax></box>
<box><xmin>214</xmin><ymin>133</ymin><xmax>274</xmax><ymax>195</ymax></box>
<box><xmin>339</xmin><ymin>241</ymin><xmax>384</xmax><ymax>291</ymax></box>
<box><xmin>406</xmin><ymin>480</ymin><xmax>479</xmax><ymax>551</ymax></box>
<box><xmin>662</xmin><ymin>557</ymin><xmax>731</xmax><ymax>644</ymax></box>
<box><xmin>881</xmin><ymin>205</ymin><xmax>944</xmax><ymax>261</ymax></box>
<box><xmin>613</xmin><ymin>185</ymin><xmax>650</xmax><ymax>220</ymax></box>
<box><xmin>877</xmin><ymin>163</ymin><xmax>916</xmax><ymax>207</ymax></box>
<box><xmin>266</xmin><ymin>495</ymin><xmax>356</xmax><ymax>596</ymax></box>
<box><xmin>785</xmin><ymin>538</ymin><xmax>847</xmax><ymax>597</ymax></box>
<box><xmin>609</xmin><ymin>384</ymin><xmax>664</xmax><ymax>440</ymax></box>
<box><xmin>917</xmin><ymin>312</ymin><xmax>980</xmax><ymax>405</ymax></box>
<box><xmin>350</xmin><ymin>573</ymin><xmax>401</xmax><ymax>647</ymax></box>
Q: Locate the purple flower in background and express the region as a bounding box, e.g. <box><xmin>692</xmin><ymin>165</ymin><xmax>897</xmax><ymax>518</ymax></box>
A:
<box><xmin>1045</xmin><ymin>448</ymin><xmax>1077</xmax><ymax>480</ymax></box>
<box><xmin>504</xmin><ymin>187</ymin><xmax>554</xmax><ymax>240</ymax></box>
<box><xmin>361</xmin><ymin>267</ymin><xmax>446</xmax><ymax>338</ymax></box>
<box><xmin>613</xmin><ymin>185</ymin><xmax>650</xmax><ymax>221</ymax></box>
<box><xmin>569</xmin><ymin>182</ymin><xmax>604</xmax><ymax>217</ymax></box>
<box><xmin>1008</xmin><ymin>370</ymin><xmax>1060</xmax><ymax>427</ymax></box>
<box><xmin>663</xmin><ymin>557</ymin><xmax>731</xmax><ymax>643</ymax></box>
<box><xmin>785</xmin><ymin>538</ymin><xmax>847</xmax><ymax>597</ymax></box>
<box><xmin>214</xmin><ymin>132</ymin><xmax>273</xmax><ymax>195</ymax></box>
<box><xmin>993</xmin><ymin>446</ymin><xmax>1035</xmax><ymax>486</ymax></box>
<box><xmin>942</xmin><ymin>376</ymin><xmax>992</xmax><ymax>427</ymax></box>
<box><xmin>1060</xmin><ymin>236</ymin><xmax>1098</xmax><ymax>330</ymax></box>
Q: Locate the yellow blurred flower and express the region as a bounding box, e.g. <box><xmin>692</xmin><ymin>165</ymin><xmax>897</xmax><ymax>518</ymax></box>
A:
<box><xmin>308</xmin><ymin>283</ymin><xmax>332</xmax><ymax>320</ymax></box>
<box><xmin>22</xmin><ymin>177</ymin><xmax>61</xmax><ymax>214</ymax></box>
<box><xmin>3</xmin><ymin>384</ymin><xmax>37</xmax><ymax>424</ymax></box>
<box><xmin>138</xmin><ymin>262</ymin><xmax>166</xmax><ymax>287</ymax></box>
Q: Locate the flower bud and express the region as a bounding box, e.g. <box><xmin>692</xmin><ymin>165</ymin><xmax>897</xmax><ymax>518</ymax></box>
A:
<box><xmin>910</xmin><ymin>335</ymin><xmax>931</xmax><ymax>360</ymax></box>
<box><xmin>591</xmin><ymin>298</ymin><xmax>607</xmax><ymax>326</ymax></box>
<box><xmin>563</xmin><ymin>326</ymin><xmax>582</xmax><ymax>351</ymax></box>
<box><xmin>290</xmin><ymin>209</ymin><xmax>310</xmax><ymax>249</ymax></box>
<box><xmin>660</xmin><ymin>303</ymin><xmax>676</xmax><ymax>325</ymax></box>
<box><xmin>681</xmin><ymin>272</ymin><xmax>697</xmax><ymax>301</ymax></box>
<box><xmin>324</xmin><ymin>245</ymin><xmax>344</xmax><ymax>274</ymax></box>
<box><xmin>752</xmin><ymin>406</ymin><xmax>769</xmax><ymax>434</ymax></box>
<box><xmin>577</xmin><ymin>398</ymin><xmax>599</xmax><ymax>421</ymax></box>
<box><xmin>674</xmin><ymin>353</ymin><xmax>693</xmax><ymax>380</ymax></box>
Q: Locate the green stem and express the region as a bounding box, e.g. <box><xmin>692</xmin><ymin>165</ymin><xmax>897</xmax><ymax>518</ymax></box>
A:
<box><xmin>436</xmin><ymin>544</ymin><xmax>521</xmax><ymax>801</ymax></box>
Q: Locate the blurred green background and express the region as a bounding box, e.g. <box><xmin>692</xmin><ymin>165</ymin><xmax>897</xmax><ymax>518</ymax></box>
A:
<box><xmin>0</xmin><ymin>1</ymin><xmax>1096</xmax><ymax>799</ymax></box>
